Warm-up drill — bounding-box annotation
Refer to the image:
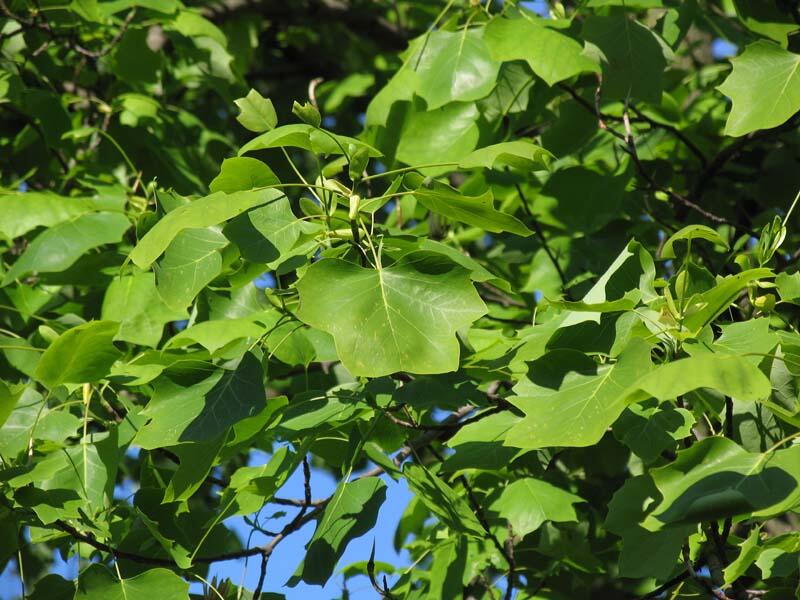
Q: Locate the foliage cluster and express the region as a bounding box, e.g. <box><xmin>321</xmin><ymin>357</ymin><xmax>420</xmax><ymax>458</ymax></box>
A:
<box><xmin>3</xmin><ymin>0</ymin><xmax>800</xmax><ymax>598</ymax></box>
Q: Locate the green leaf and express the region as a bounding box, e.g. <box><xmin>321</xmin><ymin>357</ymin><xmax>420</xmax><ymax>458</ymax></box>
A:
<box><xmin>154</xmin><ymin>227</ymin><xmax>228</xmax><ymax>310</ymax></box>
<box><xmin>129</xmin><ymin>190</ymin><xmax>279</xmax><ymax>268</ymax></box>
<box><xmin>489</xmin><ymin>478</ymin><xmax>583</xmax><ymax>537</ymax></box>
<box><xmin>0</xmin><ymin>381</ymin><xmax>20</xmax><ymax>429</ymax></box>
<box><xmin>459</xmin><ymin>140</ymin><xmax>554</xmax><ymax>171</ymax></box>
<box><xmin>234</xmin><ymin>89</ymin><xmax>278</xmax><ymax>132</ymax></box>
<box><xmin>292</xmin><ymin>100</ymin><xmax>322</xmax><ymax>128</ymax></box>
<box><xmin>583</xmin><ymin>14</ymin><xmax>670</xmax><ymax>103</ymax></box>
<box><xmin>549</xmin><ymin>289</ymin><xmax>641</xmax><ymax>313</ymax></box>
<box><xmin>612</xmin><ymin>400</ymin><xmax>694</xmax><ymax>462</ymax></box>
<box><xmin>532</xmin><ymin>167</ymin><xmax>628</xmax><ymax>234</ymax></box>
<box><xmin>411</xmin><ymin>28</ymin><xmax>499</xmax><ymax>110</ymax></box>
<box><xmin>394</xmin><ymin>101</ymin><xmax>480</xmax><ymax>167</ymax></box>
<box><xmin>776</xmin><ymin>271</ymin><xmax>800</xmax><ymax>304</ymax></box>
<box><xmin>218</xmin><ymin>445</ymin><xmax>301</xmax><ymax>517</ymax></box>
<box><xmin>660</xmin><ymin>224</ymin><xmax>729</xmax><ymax>259</ymax></box>
<box><xmin>644</xmin><ymin>437</ymin><xmax>800</xmax><ymax>529</ymax></box>
<box><xmin>0</xmin><ymin>192</ymin><xmax>115</xmax><ymax>240</ymax></box>
<box><xmin>755</xmin><ymin>532</ymin><xmax>800</xmax><ymax>578</ymax></box>
<box><xmin>679</xmin><ymin>268</ymin><xmax>773</xmax><ymax>336</ymax></box>
<box><xmin>35</xmin><ymin>321</ymin><xmax>121</xmax><ymax>388</ymax></box>
<box><xmin>277</xmin><ymin>389</ymin><xmax>371</xmax><ymax>435</ymax></box>
<box><xmin>629</xmin><ymin>353</ymin><xmax>772</xmax><ymax>404</ymax></box>
<box><xmin>223</xmin><ymin>194</ymin><xmax>313</xmax><ymax>265</ymax></box>
<box><xmin>403</xmin><ymin>463</ymin><xmax>485</xmax><ymax>537</ymax></box>
<box><xmin>2</xmin><ymin>213</ymin><xmax>130</xmax><ymax>285</ymax></box>
<box><xmin>605</xmin><ymin>475</ymin><xmax>690</xmax><ymax>579</ymax></box>
<box><xmin>0</xmin><ymin>387</ymin><xmax>43</xmax><ymax>459</ymax></box>
<box><xmin>427</xmin><ymin>537</ymin><xmax>467</xmax><ymax>599</ymax></box>
<box><xmin>365</xmin><ymin>68</ymin><xmax>417</xmax><ymax>127</ymax></box>
<box><xmin>166</xmin><ymin>317</ymin><xmax>265</xmax><ymax>355</ymax></box>
<box><xmin>404</xmin><ymin>173</ymin><xmax>530</xmax><ymax>236</ymax></box>
<box><xmin>724</xmin><ymin>526</ymin><xmax>762</xmax><ymax>584</ymax></box>
<box><xmin>295</xmin><ymin>253</ymin><xmax>487</xmax><ymax>377</ymax></box>
<box><xmin>717</xmin><ymin>41</ymin><xmax>800</xmax><ymax>137</ymax></box>
<box><xmin>484</xmin><ymin>17</ymin><xmax>599</xmax><ymax>86</ymax></box>
<box><xmin>101</xmin><ymin>271</ymin><xmax>186</xmax><ymax>347</ymax></box>
<box><xmin>74</xmin><ymin>564</ymin><xmax>189</xmax><ymax>600</ymax></box>
<box><xmin>10</xmin><ymin>431</ymin><xmax>117</xmax><ymax>521</ymax></box>
<box><xmin>444</xmin><ymin>411</ymin><xmax>521</xmax><ymax>472</ymax></box>
<box><xmin>505</xmin><ymin>338</ymin><xmax>653</xmax><ymax>449</ymax></box>
<box><xmin>321</xmin><ymin>72</ymin><xmax>375</xmax><ymax>113</ymax></box>
<box><xmin>711</xmin><ymin>318</ymin><xmax>778</xmax><ymax>364</ymax></box>
<box><xmin>291</xmin><ymin>477</ymin><xmax>386</xmax><ymax>585</ymax></box>
<box><xmin>733</xmin><ymin>0</ymin><xmax>797</xmax><ymax>45</ymax></box>
<box><xmin>133</xmin><ymin>352</ymin><xmax>267</xmax><ymax>447</ymax></box>
<box><xmin>239</xmin><ymin>124</ymin><xmax>381</xmax><ymax>157</ymax></box>
<box><xmin>163</xmin><ymin>438</ymin><xmax>225</xmax><ymax>503</ymax></box>
<box><xmin>560</xmin><ymin>240</ymin><xmax>657</xmax><ymax>328</ymax></box>
<box><xmin>209</xmin><ymin>157</ymin><xmax>280</xmax><ymax>193</ymax></box>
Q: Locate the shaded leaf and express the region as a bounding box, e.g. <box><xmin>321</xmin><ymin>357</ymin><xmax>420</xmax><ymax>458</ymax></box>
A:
<box><xmin>291</xmin><ymin>477</ymin><xmax>387</xmax><ymax>585</ymax></box>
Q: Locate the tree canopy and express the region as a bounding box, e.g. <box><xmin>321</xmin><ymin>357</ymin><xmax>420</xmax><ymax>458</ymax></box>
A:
<box><xmin>2</xmin><ymin>0</ymin><xmax>800</xmax><ymax>598</ymax></box>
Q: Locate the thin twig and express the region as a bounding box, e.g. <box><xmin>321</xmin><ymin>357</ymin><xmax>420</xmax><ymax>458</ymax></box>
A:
<box><xmin>514</xmin><ymin>182</ymin><xmax>573</xmax><ymax>300</ymax></box>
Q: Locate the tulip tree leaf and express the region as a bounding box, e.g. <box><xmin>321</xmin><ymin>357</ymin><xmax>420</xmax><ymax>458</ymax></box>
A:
<box><xmin>238</xmin><ymin>124</ymin><xmax>381</xmax><ymax>157</ymax></box>
<box><xmin>459</xmin><ymin>140</ymin><xmax>554</xmax><ymax>172</ymax></box>
<box><xmin>394</xmin><ymin>101</ymin><xmax>480</xmax><ymax>167</ymax></box>
<box><xmin>35</xmin><ymin>321</ymin><xmax>121</xmax><ymax>388</ymax></box>
<box><xmin>74</xmin><ymin>564</ymin><xmax>189</xmax><ymax>600</ymax></box>
<box><xmin>209</xmin><ymin>157</ymin><xmax>280</xmax><ymax>193</ymax></box>
<box><xmin>0</xmin><ymin>192</ymin><xmax>110</xmax><ymax>240</ymax></box>
<box><xmin>644</xmin><ymin>437</ymin><xmax>800</xmax><ymax>529</ymax></box>
<box><xmin>133</xmin><ymin>352</ymin><xmax>266</xmax><ymax>447</ymax></box>
<box><xmin>505</xmin><ymin>338</ymin><xmax>653</xmax><ymax>449</ymax></box>
<box><xmin>234</xmin><ymin>89</ymin><xmax>278</xmax><ymax>133</ymax></box>
<box><xmin>583</xmin><ymin>13</ymin><xmax>670</xmax><ymax>103</ymax></box>
<box><xmin>130</xmin><ymin>190</ymin><xmax>279</xmax><ymax>268</ymax></box>
<box><xmin>489</xmin><ymin>478</ymin><xmax>584</xmax><ymax>537</ymax></box>
<box><xmin>404</xmin><ymin>173</ymin><xmax>531</xmax><ymax>236</ymax></box>
<box><xmin>3</xmin><ymin>213</ymin><xmax>130</xmax><ymax>285</ymax></box>
<box><xmin>718</xmin><ymin>41</ymin><xmax>800</xmax><ymax>137</ymax></box>
<box><xmin>295</xmin><ymin>252</ymin><xmax>487</xmax><ymax>377</ymax></box>
<box><xmin>484</xmin><ymin>17</ymin><xmax>600</xmax><ymax>86</ymax></box>
<box><xmin>154</xmin><ymin>227</ymin><xmax>228</xmax><ymax>310</ymax></box>
<box><xmin>660</xmin><ymin>224</ymin><xmax>730</xmax><ymax>259</ymax></box>
<box><xmin>403</xmin><ymin>463</ymin><xmax>485</xmax><ymax>537</ymax></box>
<box><xmin>101</xmin><ymin>271</ymin><xmax>186</xmax><ymax>347</ymax></box>
<box><xmin>411</xmin><ymin>28</ymin><xmax>500</xmax><ymax>110</ymax></box>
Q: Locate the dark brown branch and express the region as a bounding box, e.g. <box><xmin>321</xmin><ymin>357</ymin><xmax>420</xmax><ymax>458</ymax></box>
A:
<box><xmin>252</xmin><ymin>456</ymin><xmax>312</xmax><ymax>599</ymax></box>
<box><xmin>55</xmin><ymin>520</ymin><xmax>177</xmax><ymax>567</ymax></box>
<box><xmin>368</xmin><ymin>542</ymin><xmax>397</xmax><ymax>599</ymax></box>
